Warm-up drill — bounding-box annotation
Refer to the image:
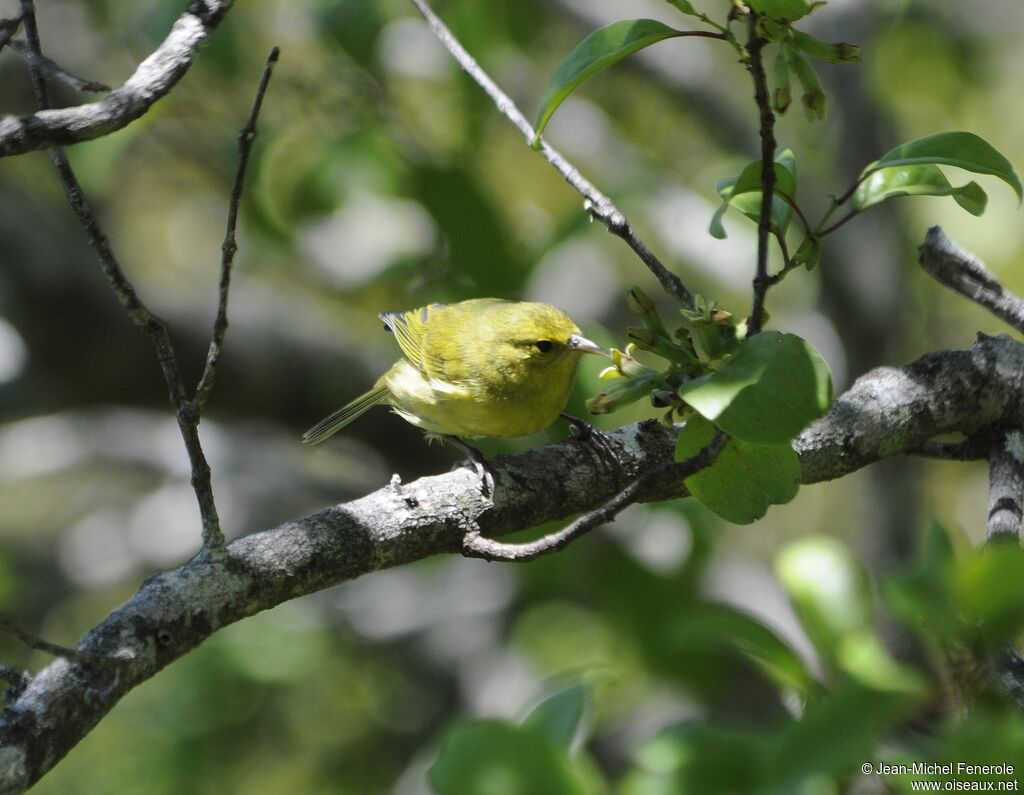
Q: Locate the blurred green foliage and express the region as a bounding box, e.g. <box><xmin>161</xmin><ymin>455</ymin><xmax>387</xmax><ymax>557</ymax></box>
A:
<box><xmin>1</xmin><ymin>0</ymin><xmax>1023</xmax><ymax>793</ymax></box>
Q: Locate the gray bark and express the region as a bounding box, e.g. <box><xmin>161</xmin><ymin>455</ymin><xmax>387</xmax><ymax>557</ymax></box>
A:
<box><xmin>0</xmin><ymin>0</ymin><xmax>233</xmax><ymax>158</ymax></box>
<box><xmin>1</xmin><ymin>333</ymin><xmax>1022</xmax><ymax>792</ymax></box>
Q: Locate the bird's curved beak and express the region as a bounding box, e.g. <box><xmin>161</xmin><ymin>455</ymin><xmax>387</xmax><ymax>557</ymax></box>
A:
<box><xmin>568</xmin><ymin>333</ymin><xmax>609</xmax><ymax>357</ymax></box>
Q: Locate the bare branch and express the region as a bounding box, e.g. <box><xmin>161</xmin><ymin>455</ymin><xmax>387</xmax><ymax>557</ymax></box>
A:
<box><xmin>0</xmin><ymin>14</ymin><xmax>22</xmax><ymax>55</ymax></box>
<box><xmin>919</xmin><ymin>226</ymin><xmax>1024</xmax><ymax>335</ymax></box>
<box><xmin>908</xmin><ymin>437</ymin><xmax>990</xmax><ymax>461</ymax></box>
<box><xmin>0</xmin><ymin>0</ymin><xmax>234</xmax><ymax>158</ymax></box>
<box><xmin>794</xmin><ymin>334</ymin><xmax>1024</xmax><ymax>484</ymax></box>
<box><xmin>0</xmin><ymin>616</ymin><xmax>106</xmax><ymax>668</ymax></box>
<box><xmin>408</xmin><ymin>0</ymin><xmax>695</xmax><ymax>308</ymax></box>
<box><xmin>195</xmin><ymin>46</ymin><xmax>280</xmax><ymax>411</ymax></box>
<box><xmin>462</xmin><ymin>431</ymin><xmax>726</xmax><ymax>562</ymax></box>
<box><xmin>2</xmin><ymin>333</ymin><xmax>1023</xmax><ymax>789</ymax></box>
<box><xmin>18</xmin><ymin>0</ymin><xmax>225</xmax><ymax>552</ymax></box>
<box><xmin>987</xmin><ymin>430</ymin><xmax>1024</xmax><ymax>541</ymax></box>
<box><xmin>7</xmin><ymin>39</ymin><xmax>110</xmax><ymax>93</ymax></box>
<box><xmin>744</xmin><ymin>13</ymin><xmax>777</xmax><ymax>336</ymax></box>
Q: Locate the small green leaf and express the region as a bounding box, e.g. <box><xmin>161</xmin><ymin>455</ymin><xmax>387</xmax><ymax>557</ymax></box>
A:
<box><xmin>790</xmin><ymin>29</ymin><xmax>860</xmax><ymax>63</ymax></box>
<box><xmin>533</xmin><ymin>20</ymin><xmax>684</xmax><ymax>145</ymax></box>
<box><xmin>429</xmin><ymin>720</ymin><xmax>589</xmax><ymax>795</ymax></box>
<box><xmin>773</xmin><ymin>682</ymin><xmax>917</xmax><ymax>788</ymax></box>
<box><xmin>522</xmin><ymin>681</ymin><xmax>589</xmax><ymax>752</ymax></box>
<box><xmin>675</xmin><ymin>602</ymin><xmax>817</xmax><ymax>695</ymax></box>
<box><xmin>634</xmin><ymin>724</ymin><xmax>772</xmax><ymax>793</ymax></box>
<box><xmin>852</xmin><ymin>164</ymin><xmax>987</xmax><ymax>216</ymax></box>
<box><xmin>771</xmin><ymin>48</ymin><xmax>792</xmax><ymax>114</ymax></box>
<box><xmin>787</xmin><ymin>45</ymin><xmax>826</xmax><ymax>120</ymax></box>
<box><xmin>775</xmin><ymin>536</ymin><xmax>871</xmax><ymax>648</ymax></box>
<box><xmin>709</xmin><ymin>152</ymin><xmax>797</xmax><ymax>239</ymax></box>
<box><xmin>676</xmin><ymin>415</ymin><xmax>800</xmax><ymax>524</ymax></box>
<box><xmin>836</xmin><ymin>629</ymin><xmax>924</xmax><ymax>693</ymax></box>
<box><xmin>747</xmin><ymin>0</ymin><xmax>813</xmax><ymax>22</ymax></box>
<box><xmin>587</xmin><ymin>370</ymin><xmax>661</xmax><ymax>414</ymax></box>
<box><xmin>663</xmin><ymin>0</ymin><xmax>699</xmax><ymax>16</ymax></box>
<box><xmin>678</xmin><ymin>331</ymin><xmax>833</xmax><ymax>445</ymax></box>
<box><xmin>792</xmin><ymin>235</ymin><xmax>823</xmax><ymax>270</ymax></box>
<box><xmin>869</xmin><ymin>131</ymin><xmax>1023</xmax><ymax>202</ymax></box>
<box><xmin>954</xmin><ymin>546</ymin><xmax>1024</xmax><ymax>646</ymax></box>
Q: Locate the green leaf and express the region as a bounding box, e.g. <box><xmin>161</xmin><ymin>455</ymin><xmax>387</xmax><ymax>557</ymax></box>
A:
<box><xmin>786</xmin><ymin>44</ymin><xmax>826</xmax><ymax>120</ymax></box>
<box><xmin>880</xmin><ymin>522</ymin><xmax>960</xmax><ymax>642</ymax></box>
<box><xmin>533</xmin><ymin>20</ymin><xmax>683</xmax><ymax>145</ymax></box>
<box><xmin>709</xmin><ymin>152</ymin><xmax>797</xmax><ymax>239</ymax></box>
<box><xmin>642</xmin><ymin>723</ymin><xmax>773</xmax><ymax>792</ymax></box>
<box><xmin>676</xmin><ymin>415</ymin><xmax>800</xmax><ymax>524</ymax></box>
<box><xmin>678</xmin><ymin>331</ymin><xmax>833</xmax><ymax>445</ymax></box>
<box><xmin>674</xmin><ymin>601</ymin><xmax>817</xmax><ymax>695</ymax></box>
<box><xmin>774</xmin><ymin>536</ymin><xmax>871</xmax><ymax>649</ymax></box>
<box><xmin>771</xmin><ymin>48</ymin><xmax>792</xmax><ymax>114</ymax></box>
<box><xmin>587</xmin><ymin>370</ymin><xmax>662</xmax><ymax>414</ymax></box>
<box><xmin>953</xmin><ymin>546</ymin><xmax>1024</xmax><ymax>646</ymax></box>
<box><xmin>792</xmin><ymin>235</ymin><xmax>823</xmax><ymax>270</ymax></box>
<box><xmin>773</xmin><ymin>682</ymin><xmax>917</xmax><ymax>789</ymax></box>
<box><xmin>790</xmin><ymin>29</ymin><xmax>860</xmax><ymax>63</ymax></box>
<box><xmin>663</xmin><ymin>0</ymin><xmax>699</xmax><ymax>16</ymax></box>
<box><xmin>429</xmin><ymin>719</ymin><xmax>589</xmax><ymax>795</ymax></box>
<box><xmin>868</xmin><ymin>131</ymin><xmax>1023</xmax><ymax>202</ymax></box>
<box><xmin>836</xmin><ymin>629</ymin><xmax>924</xmax><ymax>693</ymax></box>
<box><xmin>747</xmin><ymin>0</ymin><xmax>813</xmax><ymax>22</ymax></box>
<box><xmin>521</xmin><ymin>681</ymin><xmax>589</xmax><ymax>752</ymax></box>
<box><xmin>852</xmin><ymin>164</ymin><xmax>987</xmax><ymax>216</ymax></box>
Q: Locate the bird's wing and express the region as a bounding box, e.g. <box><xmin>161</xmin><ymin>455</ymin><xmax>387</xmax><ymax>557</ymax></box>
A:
<box><xmin>381</xmin><ymin>299</ymin><xmax>511</xmax><ymax>382</ymax></box>
<box><xmin>379</xmin><ymin>304</ymin><xmax>447</xmax><ymax>374</ymax></box>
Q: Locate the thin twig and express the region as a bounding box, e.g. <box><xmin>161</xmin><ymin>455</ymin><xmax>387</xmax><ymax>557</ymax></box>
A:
<box><xmin>0</xmin><ymin>0</ymin><xmax>235</xmax><ymax>158</ymax></box>
<box><xmin>195</xmin><ymin>47</ymin><xmax>280</xmax><ymax>410</ymax></box>
<box><xmin>8</xmin><ymin>38</ymin><xmax>110</xmax><ymax>92</ymax></box>
<box><xmin>816</xmin><ymin>208</ymin><xmax>859</xmax><ymax>237</ymax></box>
<box><xmin>987</xmin><ymin>430</ymin><xmax>1024</xmax><ymax>541</ymax></box>
<box><xmin>919</xmin><ymin>226</ymin><xmax>1024</xmax><ymax>335</ymax></box>
<box><xmin>0</xmin><ymin>14</ymin><xmax>22</xmax><ymax>54</ymax></box>
<box><xmin>744</xmin><ymin>13</ymin><xmax>777</xmax><ymax>336</ymax></box>
<box><xmin>909</xmin><ymin>438</ymin><xmax>989</xmax><ymax>461</ymax></box>
<box><xmin>19</xmin><ymin>0</ymin><xmax>225</xmax><ymax>551</ymax></box>
<box><xmin>0</xmin><ymin>615</ymin><xmax>105</xmax><ymax>668</ymax></box>
<box><xmin>461</xmin><ymin>431</ymin><xmax>727</xmax><ymax>562</ymax></box>
<box><xmin>409</xmin><ymin>0</ymin><xmax>694</xmax><ymax>308</ymax></box>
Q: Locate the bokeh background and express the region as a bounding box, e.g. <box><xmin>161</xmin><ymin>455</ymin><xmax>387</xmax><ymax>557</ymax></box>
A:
<box><xmin>1</xmin><ymin>0</ymin><xmax>1023</xmax><ymax>792</ymax></box>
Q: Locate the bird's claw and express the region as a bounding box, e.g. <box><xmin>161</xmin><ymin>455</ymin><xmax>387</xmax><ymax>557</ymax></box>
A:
<box><xmin>443</xmin><ymin>435</ymin><xmax>495</xmax><ymax>497</ymax></box>
<box><xmin>561</xmin><ymin>413</ymin><xmax>618</xmax><ymax>469</ymax></box>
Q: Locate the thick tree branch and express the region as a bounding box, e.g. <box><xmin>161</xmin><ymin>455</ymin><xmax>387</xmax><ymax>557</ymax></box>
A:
<box><xmin>408</xmin><ymin>0</ymin><xmax>695</xmax><ymax>308</ymax></box>
<box><xmin>919</xmin><ymin>225</ymin><xmax>1024</xmax><ymax>335</ymax></box>
<box><xmin>2</xmin><ymin>333</ymin><xmax>1023</xmax><ymax>790</ymax></box>
<box><xmin>0</xmin><ymin>0</ymin><xmax>234</xmax><ymax>158</ymax></box>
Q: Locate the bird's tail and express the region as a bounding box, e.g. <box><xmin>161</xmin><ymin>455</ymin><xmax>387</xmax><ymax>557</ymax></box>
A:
<box><xmin>302</xmin><ymin>384</ymin><xmax>391</xmax><ymax>445</ymax></box>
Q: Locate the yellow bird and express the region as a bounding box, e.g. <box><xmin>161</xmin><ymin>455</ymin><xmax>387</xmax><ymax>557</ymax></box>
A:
<box><xmin>303</xmin><ymin>298</ymin><xmax>607</xmax><ymax>490</ymax></box>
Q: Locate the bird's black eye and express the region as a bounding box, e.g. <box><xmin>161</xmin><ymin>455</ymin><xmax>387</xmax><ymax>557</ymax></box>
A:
<box><xmin>534</xmin><ymin>340</ymin><xmax>554</xmax><ymax>353</ymax></box>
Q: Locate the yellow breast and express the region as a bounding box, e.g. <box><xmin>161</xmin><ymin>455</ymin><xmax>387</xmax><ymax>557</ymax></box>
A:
<box><xmin>381</xmin><ymin>356</ymin><xmax>579</xmax><ymax>438</ymax></box>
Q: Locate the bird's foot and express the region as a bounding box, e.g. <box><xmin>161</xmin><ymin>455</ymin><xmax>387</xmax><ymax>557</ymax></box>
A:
<box><xmin>443</xmin><ymin>435</ymin><xmax>495</xmax><ymax>497</ymax></box>
<box><xmin>561</xmin><ymin>413</ymin><xmax>618</xmax><ymax>468</ymax></box>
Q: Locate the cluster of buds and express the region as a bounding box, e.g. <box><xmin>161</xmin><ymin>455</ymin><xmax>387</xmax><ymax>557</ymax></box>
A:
<box><xmin>586</xmin><ymin>289</ymin><xmax>740</xmax><ymax>421</ymax></box>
